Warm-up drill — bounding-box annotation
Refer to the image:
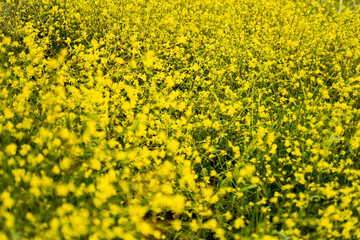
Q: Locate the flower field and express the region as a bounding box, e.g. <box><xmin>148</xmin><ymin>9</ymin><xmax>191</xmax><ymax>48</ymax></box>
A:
<box><xmin>1</xmin><ymin>0</ymin><xmax>360</xmax><ymax>239</ymax></box>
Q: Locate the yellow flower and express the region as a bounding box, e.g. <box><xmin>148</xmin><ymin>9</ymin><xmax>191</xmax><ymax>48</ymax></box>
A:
<box><xmin>4</xmin><ymin>108</ymin><xmax>14</xmax><ymax>119</ymax></box>
<box><xmin>56</xmin><ymin>184</ymin><xmax>69</xmax><ymax>196</ymax></box>
<box><xmin>60</xmin><ymin>157</ymin><xmax>72</xmax><ymax>170</ymax></box>
<box><xmin>239</xmin><ymin>164</ymin><xmax>256</xmax><ymax>178</ymax></box>
<box><xmin>0</xmin><ymin>232</ymin><xmax>8</xmax><ymax>240</ymax></box>
<box><xmin>138</xmin><ymin>221</ymin><xmax>153</xmax><ymax>235</ymax></box>
<box><xmin>234</xmin><ymin>217</ymin><xmax>245</xmax><ymax>229</ymax></box>
<box><xmin>190</xmin><ymin>220</ymin><xmax>199</xmax><ymax>232</ymax></box>
<box><xmin>167</xmin><ymin>139</ymin><xmax>180</xmax><ymax>153</ymax></box>
<box><xmin>204</xmin><ymin>218</ymin><xmax>217</xmax><ymax>229</ymax></box>
<box><xmin>1</xmin><ymin>192</ymin><xmax>14</xmax><ymax>209</ymax></box>
<box><xmin>285</xmin><ymin>218</ymin><xmax>296</xmax><ymax>228</ymax></box>
<box><xmin>2</xmin><ymin>36</ymin><xmax>11</xmax><ymax>45</ymax></box>
<box><xmin>143</xmin><ymin>50</ymin><xmax>155</xmax><ymax>68</ymax></box>
<box><xmin>5</xmin><ymin>143</ymin><xmax>17</xmax><ymax>156</ymax></box>
<box><xmin>172</xmin><ymin>220</ymin><xmax>182</xmax><ymax>231</ymax></box>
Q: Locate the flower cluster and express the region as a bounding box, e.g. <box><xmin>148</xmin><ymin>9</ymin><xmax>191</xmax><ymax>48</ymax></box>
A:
<box><xmin>1</xmin><ymin>0</ymin><xmax>360</xmax><ymax>239</ymax></box>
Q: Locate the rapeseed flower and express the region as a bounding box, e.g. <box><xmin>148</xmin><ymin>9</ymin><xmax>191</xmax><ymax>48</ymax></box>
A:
<box><xmin>1</xmin><ymin>0</ymin><xmax>360</xmax><ymax>239</ymax></box>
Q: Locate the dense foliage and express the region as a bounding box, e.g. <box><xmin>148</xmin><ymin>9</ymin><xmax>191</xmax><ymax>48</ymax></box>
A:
<box><xmin>1</xmin><ymin>0</ymin><xmax>360</xmax><ymax>239</ymax></box>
